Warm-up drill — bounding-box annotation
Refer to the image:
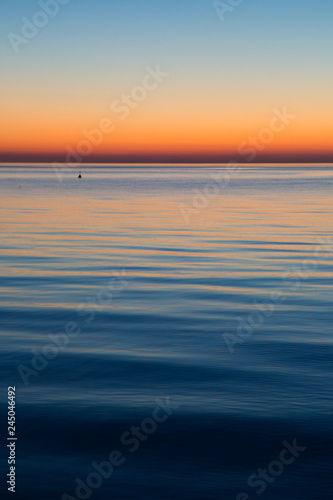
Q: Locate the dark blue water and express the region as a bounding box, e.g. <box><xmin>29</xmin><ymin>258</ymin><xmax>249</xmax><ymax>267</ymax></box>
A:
<box><xmin>1</xmin><ymin>166</ymin><xmax>332</xmax><ymax>499</ymax></box>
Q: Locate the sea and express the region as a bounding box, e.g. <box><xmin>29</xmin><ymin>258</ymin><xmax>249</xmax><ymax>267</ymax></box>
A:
<box><xmin>0</xmin><ymin>165</ymin><xmax>332</xmax><ymax>500</ymax></box>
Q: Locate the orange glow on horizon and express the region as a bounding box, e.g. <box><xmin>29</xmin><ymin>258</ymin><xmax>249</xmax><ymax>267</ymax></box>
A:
<box><xmin>1</xmin><ymin>101</ymin><xmax>332</xmax><ymax>160</ymax></box>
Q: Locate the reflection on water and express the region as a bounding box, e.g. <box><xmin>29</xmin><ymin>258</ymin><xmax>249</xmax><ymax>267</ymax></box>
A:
<box><xmin>0</xmin><ymin>166</ymin><xmax>332</xmax><ymax>499</ymax></box>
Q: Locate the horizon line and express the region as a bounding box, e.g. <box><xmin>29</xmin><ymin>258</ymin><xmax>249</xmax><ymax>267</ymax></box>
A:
<box><xmin>1</xmin><ymin>162</ymin><xmax>333</xmax><ymax>167</ymax></box>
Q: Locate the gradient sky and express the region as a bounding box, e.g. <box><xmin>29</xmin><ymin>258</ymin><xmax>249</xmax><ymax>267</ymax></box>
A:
<box><xmin>1</xmin><ymin>0</ymin><xmax>333</xmax><ymax>163</ymax></box>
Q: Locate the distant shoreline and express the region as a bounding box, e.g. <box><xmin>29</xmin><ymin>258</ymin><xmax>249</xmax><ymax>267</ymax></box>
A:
<box><xmin>1</xmin><ymin>163</ymin><xmax>333</xmax><ymax>168</ymax></box>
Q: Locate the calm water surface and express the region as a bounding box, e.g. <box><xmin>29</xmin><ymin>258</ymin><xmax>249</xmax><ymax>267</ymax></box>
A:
<box><xmin>0</xmin><ymin>166</ymin><xmax>332</xmax><ymax>499</ymax></box>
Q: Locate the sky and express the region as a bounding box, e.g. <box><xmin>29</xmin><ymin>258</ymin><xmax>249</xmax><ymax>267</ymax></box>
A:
<box><xmin>1</xmin><ymin>0</ymin><xmax>333</xmax><ymax>164</ymax></box>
